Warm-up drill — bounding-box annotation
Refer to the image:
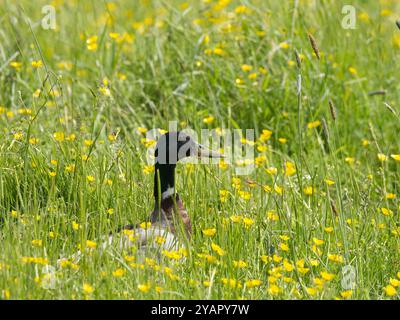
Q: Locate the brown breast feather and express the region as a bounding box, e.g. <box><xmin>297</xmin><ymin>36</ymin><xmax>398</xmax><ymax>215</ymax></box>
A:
<box><xmin>150</xmin><ymin>194</ymin><xmax>192</xmax><ymax>240</ymax></box>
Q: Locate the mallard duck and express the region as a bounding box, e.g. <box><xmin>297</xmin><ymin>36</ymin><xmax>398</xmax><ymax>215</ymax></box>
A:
<box><xmin>59</xmin><ymin>132</ymin><xmax>223</xmax><ymax>265</ymax></box>
<box><xmin>105</xmin><ymin>131</ymin><xmax>224</xmax><ymax>254</ymax></box>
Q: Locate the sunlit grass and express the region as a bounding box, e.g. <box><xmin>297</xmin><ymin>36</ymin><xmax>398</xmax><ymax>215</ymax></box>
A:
<box><xmin>1</xmin><ymin>0</ymin><xmax>400</xmax><ymax>300</ymax></box>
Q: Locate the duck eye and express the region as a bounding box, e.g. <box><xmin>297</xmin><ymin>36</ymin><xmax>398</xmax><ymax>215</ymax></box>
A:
<box><xmin>185</xmin><ymin>136</ymin><xmax>190</xmax><ymax>142</ymax></box>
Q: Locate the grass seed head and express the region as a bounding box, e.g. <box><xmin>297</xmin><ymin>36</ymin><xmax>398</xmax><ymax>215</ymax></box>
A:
<box><xmin>330</xmin><ymin>200</ymin><xmax>338</xmax><ymax>216</ymax></box>
<box><xmin>294</xmin><ymin>50</ymin><xmax>302</xmax><ymax>69</ymax></box>
<box><xmin>384</xmin><ymin>102</ymin><xmax>396</xmax><ymax>115</ymax></box>
<box><xmin>328</xmin><ymin>99</ymin><xmax>337</xmax><ymax>121</ymax></box>
<box><xmin>308</xmin><ymin>33</ymin><xmax>320</xmax><ymax>60</ymax></box>
<box><xmin>368</xmin><ymin>90</ymin><xmax>386</xmax><ymax>96</ymax></box>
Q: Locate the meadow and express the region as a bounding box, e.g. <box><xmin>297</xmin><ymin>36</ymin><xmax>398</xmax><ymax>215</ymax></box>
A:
<box><xmin>1</xmin><ymin>0</ymin><xmax>400</xmax><ymax>300</ymax></box>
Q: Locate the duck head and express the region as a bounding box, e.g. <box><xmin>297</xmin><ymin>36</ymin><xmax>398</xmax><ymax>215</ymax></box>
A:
<box><xmin>153</xmin><ymin>131</ymin><xmax>224</xmax><ymax>201</ymax></box>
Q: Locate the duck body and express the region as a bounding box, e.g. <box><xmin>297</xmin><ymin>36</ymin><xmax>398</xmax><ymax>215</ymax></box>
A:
<box><xmin>112</xmin><ymin>192</ymin><xmax>190</xmax><ymax>254</ymax></box>
<box><xmin>151</xmin><ymin>192</ymin><xmax>192</xmax><ymax>239</ymax></box>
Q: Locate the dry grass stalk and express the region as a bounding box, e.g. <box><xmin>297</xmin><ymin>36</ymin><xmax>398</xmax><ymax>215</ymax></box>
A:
<box><xmin>294</xmin><ymin>50</ymin><xmax>302</xmax><ymax>69</ymax></box>
<box><xmin>330</xmin><ymin>200</ymin><xmax>338</xmax><ymax>216</ymax></box>
<box><xmin>328</xmin><ymin>99</ymin><xmax>337</xmax><ymax>121</ymax></box>
<box><xmin>368</xmin><ymin>90</ymin><xmax>386</xmax><ymax>96</ymax></box>
<box><xmin>384</xmin><ymin>102</ymin><xmax>396</xmax><ymax>114</ymax></box>
<box><xmin>308</xmin><ymin>33</ymin><xmax>320</xmax><ymax>60</ymax></box>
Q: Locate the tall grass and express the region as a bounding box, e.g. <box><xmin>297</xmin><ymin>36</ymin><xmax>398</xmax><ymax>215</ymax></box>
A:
<box><xmin>0</xmin><ymin>0</ymin><xmax>400</xmax><ymax>299</ymax></box>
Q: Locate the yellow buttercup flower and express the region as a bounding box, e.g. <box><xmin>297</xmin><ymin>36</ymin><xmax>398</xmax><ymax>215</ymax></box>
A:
<box><xmin>307</xmin><ymin>120</ymin><xmax>321</xmax><ymax>129</ymax></box>
<box><xmin>230</xmin><ymin>215</ymin><xmax>242</xmax><ymax>223</ymax></box>
<box><xmin>31</xmin><ymin>60</ymin><xmax>43</xmax><ymax>68</ymax></box>
<box><xmin>83</xmin><ymin>283</ymin><xmax>94</xmax><ymax>294</ymax></box>
<box><xmin>268</xmin><ymin>284</ymin><xmax>282</xmax><ymax>295</ymax></box>
<box><xmin>219</xmin><ymin>160</ymin><xmax>229</xmax><ymax>170</ymax></box>
<box><xmin>112</xmin><ymin>268</ymin><xmax>126</xmax><ymax>277</ymax></box>
<box><xmin>348</xmin><ymin>67</ymin><xmax>357</xmax><ymax>76</ymax></box>
<box><xmin>143</xmin><ymin>165</ymin><xmax>154</xmax><ymax>175</ymax></box>
<box><xmin>325</xmin><ymin>179</ymin><xmax>335</xmax><ymax>186</ymax></box>
<box><xmin>313</xmin><ymin>237</ymin><xmax>324</xmax><ymax>246</ymax></box>
<box><xmin>381</xmin><ymin>207</ymin><xmax>393</xmax><ymax>217</ymax></box>
<box><xmin>304</xmin><ymin>186</ymin><xmax>315</xmax><ymax>196</ymax></box>
<box><xmin>99</xmin><ymin>87</ymin><xmax>111</xmax><ymax>97</ymax></box>
<box><xmin>261</xmin><ymin>255</ymin><xmax>270</xmax><ymax>263</ymax></box>
<box><xmin>137</xmin><ymin>127</ymin><xmax>148</xmax><ymax>134</ymax></box>
<box><xmin>211</xmin><ymin>243</ymin><xmax>225</xmax><ymax>256</ymax></box>
<box><xmin>328</xmin><ymin>254</ymin><xmax>344</xmax><ymax>263</ymax></box>
<box><xmin>198</xmin><ymin>254</ymin><xmax>217</xmax><ymax>264</ymax></box>
<box><xmin>345</xmin><ymin>157</ymin><xmax>355</xmax><ymax>165</ymax></box>
<box><xmin>306</xmin><ymin>287</ymin><xmax>318</xmax><ymax>296</ymax></box>
<box><xmin>241</xmin><ymin>64</ymin><xmax>252</xmax><ymax>72</ymax></box>
<box><xmin>324</xmin><ymin>227</ymin><xmax>334</xmax><ymax>233</ymax></box>
<box><xmin>13</xmin><ymin>132</ymin><xmax>23</xmax><ymax>140</ymax></box>
<box><xmin>380</xmin><ymin>9</ymin><xmax>392</xmax><ymax>17</ymax></box>
<box><xmin>66</xmin><ymin>134</ymin><xmax>76</xmax><ymax>141</ymax></box>
<box><xmin>265</xmin><ymin>167</ymin><xmax>278</xmax><ymax>175</ymax></box>
<box><xmin>10</xmin><ymin>61</ymin><xmax>22</xmax><ymax>71</ymax></box>
<box><xmin>245</xmin><ymin>279</ymin><xmax>262</xmax><ymax>288</ymax></box>
<box><xmin>386</xmin><ymin>193</ymin><xmax>396</xmax><ymax>200</ymax></box>
<box><xmin>358</xmin><ymin>12</ymin><xmax>369</xmax><ymax>22</ymax></box>
<box><xmin>235</xmin><ymin>5</ymin><xmax>251</xmax><ymax>14</ymax></box>
<box><xmin>155</xmin><ymin>286</ymin><xmax>163</xmax><ymax>293</ymax></box>
<box><xmin>31</xmin><ymin>240</ymin><xmax>43</xmax><ymax>247</ymax></box>
<box><xmin>29</xmin><ymin>137</ymin><xmax>39</xmax><ymax>145</ymax></box>
<box><xmin>139</xmin><ymin>222</ymin><xmax>152</xmax><ymax>229</ymax></box>
<box><xmin>233</xmin><ymin>260</ymin><xmax>247</xmax><ymax>268</ymax></box>
<box><xmin>310</xmin><ymin>259</ymin><xmax>320</xmax><ymax>267</ymax></box>
<box><xmin>284</xmin><ymin>162</ymin><xmax>296</xmax><ymax>177</ymax></box>
<box><xmin>389</xmin><ymin>278</ymin><xmax>400</xmax><ymax>287</ymax></box>
<box><xmin>239</xmin><ymin>191</ymin><xmax>251</xmax><ymax>200</ymax></box>
<box><xmin>377</xmin><ymin>153</ymin><xmax>388</xmax><ymax>162</ymax></box>
<box><xmin>283</xmin><ymin>260</ymin><xmax>294</xmax><ymax>272</ymax></box>
<box><xmin>213</xmin><ymin>47</ymin><xmax>224</xmax><ymax>56</ymax></box>
<box><xmin>86</xmin><ymin>240</ymin><xmax>97</xmax><ymax>249</ymax></box>
<box><xmin>259</xmin><ymin>129</ymin><xmax>272</xmax><ymax>142</ymax></box>
<box><xmin>391</xmin><ymin>154</ymin><xmax>400</xmax><ymax>161</ymax></box>
<box><xmin>257</xmin><ymin>144</ymin><xmax>268</xmax><ymax>152</ymax></box>
<box><xmin>203</xmin><ymin>116</ymin><xmax>215</xmax><ymax>124</ymax></box>
<box><xmin>340</xmin><ymin>290</ymin><xmax>353</xmax><ymax>299</ymax></box>
<box><xmin>320</xmin><ymin>271</ymin><xmax>335</xmax><ymax>281</ymax></box>
<box><xmin>53</xmin><ymin>132</ymin><xmax>65</xmax><ymax>142</ymax></box>
<box><xmin>235</xmin><ymin>78</ymin><xmax>244</xmax><ymax>85</ymax></box>
<box><xmin>383</xmin><ymin>285</ymin><xmax>397</xmax><ymax>297</ymax></box>
<box><xmin>138</xmin><ymin>283</ymin><xmax>151</xmax><ymax>293</ymax></box>
<box><xmin>267</xmin><ymin>211</ymin><xmax>279</xmax><ymax>221</ymax></box>
<box><xmin>202</xmin><ymin>228</ymin><xmax>216</xmax><ymax>237</ymax></box>
<box><xmin>263</xmin><ymin>185</ymin><xmax>272</xmax><ymax>193</ymax></box>
<box><xmin>242</xmin><ymin>217</ymin><xmax>254</xmax><ymax>227</ymax></box>
<box><xmin>279</xmin><ymin>42</ymin><xmax>289</xmax><ymax>49</ymax></box>
<box><xmin>86</xmin><ymin>35</ymin><xmax>98</xmax><ymax>51</ymax></box>
<box><xmin>274</xmin><ymin>185</ymin><xmax>283</xmax><ymax>195</ymax></box>
<box><xmin>280</xmin><ymin>242</ymin><xmax>289</xmax><ymax>252</ymax></box>
<box><xmin>219</xmin><ymin>189</ymin><xmax>229</xmax><ymax>202</ymax></box>
<box><xmin>362</xmin><ymin>139</ymin><xmax>370</xmax><ymax>147</ymax></box>
<box><xmin>221</xmin><ymin>278</ymin><xmax>240</xmax><ymax>289</ymax></box>
<box><xmin>248</xmin><ymin>72</ymin><xmax>257</xmax><ymax>80</ymax></box>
